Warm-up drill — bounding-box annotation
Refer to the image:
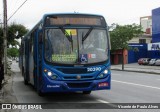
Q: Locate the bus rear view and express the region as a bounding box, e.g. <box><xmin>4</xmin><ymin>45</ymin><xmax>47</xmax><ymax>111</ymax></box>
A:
<box><xmin>21</xmin><ymin>13</ymin><xmax>111</xmax><ymax>95</ymax></box>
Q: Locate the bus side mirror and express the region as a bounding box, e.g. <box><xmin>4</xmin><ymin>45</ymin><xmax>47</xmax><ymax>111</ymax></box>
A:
<box><xmin>39</xmin><ymin>32</ymin><xmax>43</xmax><ymax>44</ymax></box>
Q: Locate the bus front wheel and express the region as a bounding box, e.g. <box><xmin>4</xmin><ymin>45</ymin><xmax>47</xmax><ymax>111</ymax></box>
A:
<box><xmin>37</xmin><ymin>90</ymin><xmax>45</xmax><ymax>97</ymax></box>
<box><xmin>83</xmin><ymin>91</ymin><xmax>91</xmax><ymax>94</ymax></box>
<box><xmin>37</xmin><ymin>80</ymin><xmax>44</xmax><ymax>97</ymax></box>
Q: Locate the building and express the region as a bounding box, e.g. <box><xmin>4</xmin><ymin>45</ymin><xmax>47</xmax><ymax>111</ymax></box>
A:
<box><xmin>129</xmin><ymin>16</ymin><xmax>152</xmax><ymax>44</ymax></box>
<box><xmin>128</xmin><ymin>8</ymin><xmax>160</xmax><ymax>63</ymax></box>
<box><xmin>112</xmin><ymin>8</ymin><xmax>160</xmax><ymax>65</ymax></box>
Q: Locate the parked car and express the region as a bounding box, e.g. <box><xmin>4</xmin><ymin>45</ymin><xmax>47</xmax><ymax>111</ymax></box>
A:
<box><xmin>138</xmin><ymin>58</ymin><xmax>144</xmax><ymax>65</ymax></box>
<box><xmin>149</xmin><ymin>59</ymin><xmax>157</xmax><ymax>65</ymax></box>
<box><xmin>142</xmin><ymin>58</ymin><xmax>151</xmax><ymax>65</ymax></box>
<box><xmin>155</xmin><ymin>59</ymin><xmax>160</xmax><ymax>66</ymax></box>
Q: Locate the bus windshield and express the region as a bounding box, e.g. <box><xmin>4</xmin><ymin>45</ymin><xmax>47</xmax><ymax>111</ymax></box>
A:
<box><xmin>44</xmin><ymin>28</ymin><xmax>108</xmax><ymax>65</ymax></box>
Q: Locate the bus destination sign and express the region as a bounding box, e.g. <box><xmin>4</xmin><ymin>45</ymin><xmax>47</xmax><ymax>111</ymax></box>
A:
<box><xmin>45</xmin><ymin>15</ymin><xmax>105</xmax><ymax>26</ymax></box>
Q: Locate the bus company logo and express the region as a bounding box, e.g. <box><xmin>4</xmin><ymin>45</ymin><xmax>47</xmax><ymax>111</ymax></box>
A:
<box><xmin>76</xmin><ymin>75</ymin><xmax>81</xmax><ymax>80</ymax></box>
<box><xmin>47</xmin><ymin>85</ymin><xmax>60</xmax><ymax>88</ymax></box>
<box><xmin>2</xmin><ymin>104</ymin><xmax>11</xmax><ymax>109</ymax></box>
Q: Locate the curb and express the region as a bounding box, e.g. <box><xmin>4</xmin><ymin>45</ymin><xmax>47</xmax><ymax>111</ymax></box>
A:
<box><xmin>111</xmin><ymin>69</ymin><xmax>160</xmax><ymax>75</ymax></box>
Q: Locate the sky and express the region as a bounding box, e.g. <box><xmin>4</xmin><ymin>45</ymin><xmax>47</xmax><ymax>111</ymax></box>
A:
<box><xmin>0</xmin><ymin>0</ymin><xmax>160</xmax><ymax>29</ymax></box>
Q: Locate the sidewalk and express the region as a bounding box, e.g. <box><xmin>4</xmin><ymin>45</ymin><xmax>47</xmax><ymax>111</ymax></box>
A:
<box><xmin>0</xmin><ymin>68</ymin><xmax>19</xmax><ymax>112</ymax></box>
<box><xmin>111</xmin><ymin>63</ymin><xmax>160</xmax><ymax>74</ymax></box>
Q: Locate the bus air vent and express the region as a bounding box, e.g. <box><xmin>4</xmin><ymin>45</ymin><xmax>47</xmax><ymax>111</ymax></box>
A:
<box><xmin>63</xmin><ymin>76</ymin><xmax>93</xmax><ymax>80</ymax></box>
<box><xmin>57</xmin><ymin>68</ymin><xmax>93</xmax><ymax>74</ymax></box>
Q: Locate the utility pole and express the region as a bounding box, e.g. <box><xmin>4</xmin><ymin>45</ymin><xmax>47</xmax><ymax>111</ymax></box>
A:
<box><xmin>3</xmin><ymin>0</ymin><xmax>7</xmax><ymax>75</ymax></box>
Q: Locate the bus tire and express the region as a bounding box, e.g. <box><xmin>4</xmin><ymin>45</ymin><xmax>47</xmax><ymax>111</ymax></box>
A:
<box><xmin>83</xmin><ymin>91</ymin><xmax>91</xmax><ymax>94</ymax></box>
<box><xmin>38</xmin><ymin>90</ymin><xmax>45</xmax><ymax>97</ymax></box>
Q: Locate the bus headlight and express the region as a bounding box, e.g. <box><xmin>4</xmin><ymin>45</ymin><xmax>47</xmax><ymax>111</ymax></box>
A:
<box><xmin>44</xmin><ymin>69</ymin><xmax>59</xmax><ymax>80</ymax></box>
<box><xmin>103</xmin><ymin>69</ymin><xmax>108</xmax><ymax>74</ymax></box>
<box><xmin>47</xmin><ymin>72</ymin><xmax>52</xmax><ymax>77</ymax></box>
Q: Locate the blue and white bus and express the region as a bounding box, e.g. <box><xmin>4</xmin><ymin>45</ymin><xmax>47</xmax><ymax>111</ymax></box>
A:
<box><xmin>20</xmin><ymin>13</ymin><xmax>111</xmax><ymax>96</ymax></box>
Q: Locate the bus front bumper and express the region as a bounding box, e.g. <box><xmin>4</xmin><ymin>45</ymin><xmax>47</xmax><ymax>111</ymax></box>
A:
<box><xmin>41</xmin><ymin>75</ymin><xmax>111</xmax><ymax>93</ymax></box>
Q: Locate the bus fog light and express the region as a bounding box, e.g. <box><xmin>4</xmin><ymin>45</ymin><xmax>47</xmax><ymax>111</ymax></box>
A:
<box><xmin>51</xmin><ymin>75</ymin><xmax>57</xmax><ymax>79</ymax></box>
<box><xmin>99</xmin><ymin>74</ymin><xmax>104</xmax><ymax>78</ymax></box>
<box><xmin>103</xmin><ymin>70</ymin><xmax>108</xmax><ymax>74</ymax></box>
<box><xmin>47</xmin><ymin>72</ymin><xmax>52</xmax><ymax>76</ymax></box>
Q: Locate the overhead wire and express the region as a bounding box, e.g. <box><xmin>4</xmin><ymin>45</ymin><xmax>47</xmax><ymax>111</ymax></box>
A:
<box><xmin>7</xmin><ymin>0</ymin><xmax>28</xmax><ymax>21</ymax></box>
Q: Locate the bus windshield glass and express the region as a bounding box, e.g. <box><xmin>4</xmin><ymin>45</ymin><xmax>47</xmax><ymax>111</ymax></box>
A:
<box><xmin>44</xmin><ymin>28</ymin><xmax>108</xmax><ymax>64</ymax></box>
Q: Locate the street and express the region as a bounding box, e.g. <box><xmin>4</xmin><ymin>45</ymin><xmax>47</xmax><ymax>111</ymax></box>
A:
<box><xmin>10</xmin><ymin>61</ymin><xmax>160</xmax><ymax>112</ymax></box>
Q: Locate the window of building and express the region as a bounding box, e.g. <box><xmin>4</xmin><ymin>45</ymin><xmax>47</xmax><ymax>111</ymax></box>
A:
<box><xmin>139</xmin><ymin>39</ymin><xmax>146</xmax><ymax>43</ymax></box>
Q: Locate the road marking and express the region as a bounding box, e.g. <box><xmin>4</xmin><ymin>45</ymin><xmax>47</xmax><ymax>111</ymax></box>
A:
<box><xmin>97</xmin><ymin>99</ymin><xmax>117</xmax><ymax>108</ymax></box>
<box><xmin>97</xmin><ymin>99</ymin><xmax>110</xmax><ymax>103</ymax></box>
<box><xmin>157</xmin><ymin>79</ymin><xmax>160</xmax><ymax>81</ymax></box>
<box><xmin>112</xmin><ymin>80</ymin><xmax>160</xmax><ymax>90</ymax></box>
<box><xmin>112</xmin><ymin>74</ymin><xmax>121</xmax><ymax>76</ymax></box>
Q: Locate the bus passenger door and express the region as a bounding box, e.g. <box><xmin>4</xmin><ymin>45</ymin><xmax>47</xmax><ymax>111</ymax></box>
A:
<box><xmin>29</xmin><ymin>33</ymin><xmax>35</xmax><ymax>85</ymax></box>
<box><xmin>23</xmin><ymin>40</ymin><xmax>30</xmax><ymax>84</ymax></box>
<box><xmin>33</xmin><ymin>30</ymin><xmax>40</xmax><ymax>89</ymax></box>
<box><xmin>36</xmin><ymin>30</ymin><xmax>43</xmax><ymax>90</ymax></box>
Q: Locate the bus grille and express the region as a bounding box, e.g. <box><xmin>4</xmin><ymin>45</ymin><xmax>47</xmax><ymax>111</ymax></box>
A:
<box><xmin>67</xmin><ymin>82</ymin><xmax>91</xmax><ymax>88</ymax></box>
<box><xmin>57</xmin><ymin>68</ymin><xmax>92</xmax><ymax>74</ymax></box>
<box><xmin>63</xmin><ymin>76</ymin><xmax>93</xmax><ymax>80</ymax></box>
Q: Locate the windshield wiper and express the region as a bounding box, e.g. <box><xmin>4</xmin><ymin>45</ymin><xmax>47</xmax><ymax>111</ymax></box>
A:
<box><xmin>59</xmin><ymin>26</ymin><xmax>73</xmax><ymax>51</ymax></box>
<box><xmin>59</xmin><ymin>26</ymin><xmax>72</xmax><ymax>42</ymax></box>
<box><xmin>82</xmin><ymin>27</ymin><xmax>93</xmax><ymax>42</ymax></box>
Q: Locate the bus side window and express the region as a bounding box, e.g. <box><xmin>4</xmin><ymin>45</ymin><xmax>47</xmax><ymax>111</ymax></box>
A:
<box><xmin>29</xmin><ymin>32</ymin><xmax>34</xmax><ymax>54</ymax></box>
<box><xmin>38</xmin><ymin>32</ymin><xmax>43</xmax><ymax>44</ymax></box>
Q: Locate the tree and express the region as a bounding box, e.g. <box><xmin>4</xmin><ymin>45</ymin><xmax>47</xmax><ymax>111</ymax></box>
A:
<box><xmin>7</xmin><ymin>48</ymin><xmax>19</xmax><ymax>59</ymax></box>
<box><xmin>0</xmin><ymin>23</ymin><xmax>28</xmax><ymax>59</ymax></box>
<box><xmin>110</xmin><ymin>23</ymin><xmax>143</xmax><ymax>70</ymax></box>
<box><xmin>7</xmin><ymin>23</ymin><xmax>28</xmax><ymax>47</ymax></box>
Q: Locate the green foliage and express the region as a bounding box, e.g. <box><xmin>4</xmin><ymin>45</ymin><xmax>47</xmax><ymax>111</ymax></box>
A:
<box><xmin>7</xmin><ymin>47</ymin><xmax>19</xmax><ymax>58</ymax></box>
<box><xmin>7</xmin><ymin>23</ymin><xmax>28</xmax><ymax>46</ymax></box>
<box><xmin>0</xmin><ymin>23</ymin><xmax>28</xmax><ymax>58</ymax></box>
<box><xmin>110</xmin><ymin>23</ymin><xmax>143</xmax><ymax>51</ymax></box>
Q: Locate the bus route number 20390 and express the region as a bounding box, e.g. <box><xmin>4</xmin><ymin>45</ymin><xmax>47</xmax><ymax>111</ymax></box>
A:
<box><xmin>87</xmin><ymin>67</ymin><xmax>101</xmax><ymax>72</ymax></box>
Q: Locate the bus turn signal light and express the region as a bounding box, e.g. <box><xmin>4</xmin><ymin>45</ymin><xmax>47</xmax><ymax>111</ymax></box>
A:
<box><xmin>44</xmin><ymin>69</ymin><xmax>48</xmax><ymax>73</ymax></box>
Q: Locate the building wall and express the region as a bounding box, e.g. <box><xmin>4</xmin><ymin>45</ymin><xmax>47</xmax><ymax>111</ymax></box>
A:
<box><xmin>111</xmin><ymin>49</ymin><xmax>128</xmax><ymax>65</ymax></box>
<box><xmin>128</xmin><ymin>36</ymin><xmax>151</xmax><ymax>44</ymax></box>
<box><xmin>152</xmin><ymin>7</ymin><xmax>160</xmax><ymax>43</ymax></box>
<box><xmin>128</xmin><ymin>43</ymin><xmax>147</xmax><ymax>63</ymax></box>
<box><xmin>128</xmin><ymin>43</ymin><xmax>160</xmax><ymax>63</ymax></box>
<box><xmin>147</xmin><ymin>42</ymin><xmax>160</xmax><ymax>58</ymax></box>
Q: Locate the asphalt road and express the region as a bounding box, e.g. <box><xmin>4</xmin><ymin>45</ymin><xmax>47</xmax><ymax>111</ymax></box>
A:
<box><xmin>10</xmin><ymin>61</ymin><xmax>160</xmax><ymax>112</ymax></box>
